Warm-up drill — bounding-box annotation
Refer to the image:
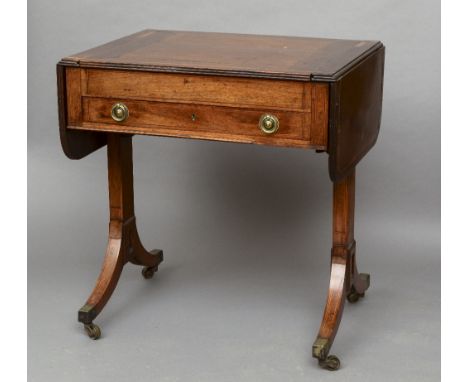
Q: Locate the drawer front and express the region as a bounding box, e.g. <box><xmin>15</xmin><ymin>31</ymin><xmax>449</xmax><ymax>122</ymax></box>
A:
<box><xmin>83</xmin><ymin>69</ymin><xmax>311</xmax><ymax>111</ymax></box>
<box><xmin>82</xmin><ymin>97</ymin><xmax>309</xmax><ymax>144</ymax></box>
<box><xmin>65</xmin><ymin>67</ymin><xmax>329</xmax><ymax>149</ymax></box>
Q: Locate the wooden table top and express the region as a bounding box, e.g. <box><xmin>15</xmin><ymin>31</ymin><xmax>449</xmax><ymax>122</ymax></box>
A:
<box><xmin>61</xmin><ymin>29</ymin><xmax>381</xmax><ymax>81</ymax></box>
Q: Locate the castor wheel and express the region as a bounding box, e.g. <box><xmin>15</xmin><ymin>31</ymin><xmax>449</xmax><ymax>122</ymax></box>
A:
<box><xmin>318</xmin><ymin>355</ymin><xmax>341</xmax><ymax>371</ymax></box>
<box><xmin>142</xmin><ymin>266</ymin><xmax>157</xmax><ymax>279</ymax></box>
<box><xmin>84</xmin><ymin>323</ymin><xmax>101</xmax><ymax>340</ymax></box>
<box><xmin>347</xmin><ymin>287</ymin><xmax>365</xmax><ymax>303</ymax></box>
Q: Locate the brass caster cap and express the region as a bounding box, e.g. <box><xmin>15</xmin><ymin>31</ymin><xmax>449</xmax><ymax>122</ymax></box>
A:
<box><xmin>319</xmin><ymin>355</ymin><xmax>340</xmax><ymax>371</ymax></box>
<box><xmin>84</xmin><ymin>323</ymin><xmax>101</xmax><ymax>340</ymax></box>
<box><xmin>347</xmin><ymin>290</ymin><xmax>365</xmax><ymax>303</ymax></box>
<box><xmin>142</xmin><ymin>266</ymin><xmax>156</xmax><ymax>279</ymax></box>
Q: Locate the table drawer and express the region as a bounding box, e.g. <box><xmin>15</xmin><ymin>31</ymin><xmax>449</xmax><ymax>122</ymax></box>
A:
<box><xmin>82</xmin><ymin>97</ymin><xmax>310</xmax><ymax>144</ymax></box>
<box><xmin>64</xmin><ymin>67</ymin><xmax>329</xmax><ymax>149</ymax></box>
<box><xmin>83</xmin><ymin>69</ymin><xmax>311</xmax><ymax>111</ymax></box>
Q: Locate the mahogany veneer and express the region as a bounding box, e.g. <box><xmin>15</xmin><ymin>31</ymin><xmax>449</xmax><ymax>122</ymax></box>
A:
<box><xmin>57</xmin><ymin>29</ymin><xmax>385</xmax><ymax>371</ymax></box>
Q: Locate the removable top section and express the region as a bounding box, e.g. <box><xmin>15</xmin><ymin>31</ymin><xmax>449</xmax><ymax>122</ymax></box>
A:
<box><xmin>60</xmin><ymin>29</ymin><xmax>381</xmax><ymax>81</ymax></box>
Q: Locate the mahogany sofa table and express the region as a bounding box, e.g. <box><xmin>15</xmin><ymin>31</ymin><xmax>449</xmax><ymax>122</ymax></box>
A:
<box><xmin>57</xmin><ymin>30</ymin><xmax>385</xmax><ymax>371</ymax></box>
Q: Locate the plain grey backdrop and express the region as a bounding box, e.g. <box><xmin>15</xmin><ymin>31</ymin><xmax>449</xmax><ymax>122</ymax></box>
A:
<box><xmin>28</xmin><ymin>0</ymin><xmax>440</xmax><ymax>381</ymax></box>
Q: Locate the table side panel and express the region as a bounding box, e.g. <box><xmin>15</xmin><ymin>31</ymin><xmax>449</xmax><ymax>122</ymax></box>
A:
<box><xmin>66</xmin><ymin>68</ymin><xmax>83</xmax><ymax>124</ymax></box>
<box><xmin>311</xmin><ymin>83</ymin><xmax>329</xmax><ymax>148</ymax></box>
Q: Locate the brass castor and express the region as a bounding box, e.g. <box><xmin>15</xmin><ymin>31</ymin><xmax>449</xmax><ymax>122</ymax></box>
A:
<box><xmin>142</xmin><ymin>266</ymin><xmax>157</xmax><ymax>279</ymax></box>
<box><xmin>318</xmin><ymin>355</ymin><xmax>341</xmax><ymax>371</ymax></box>
<box><xmin>347</xmin><ymin>288</ymin><xmax>365</xmax><ymax>303</ymax></box>
<box><xmin>84</xmin><ymin>323</ymin><xmax>101</xmax><ymax>340</ymax></box>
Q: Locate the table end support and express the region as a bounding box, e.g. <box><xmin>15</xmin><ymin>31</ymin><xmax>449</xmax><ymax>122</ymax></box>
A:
<box><xmin>312</xmin><ymin>168</ymin><xmax>371</xmax><ymax>370</ymax></box>
<box><xmin>77</xmin><ymin>134</ymin><xmax>164</xmax><ymax>340</ymax></box>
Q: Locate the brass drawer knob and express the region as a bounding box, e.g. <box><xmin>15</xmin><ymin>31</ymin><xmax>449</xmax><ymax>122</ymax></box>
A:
<box><xmin>111</xmin><ymin>102</ymin><xmax>129</xmax><ymax>122</ymax></box>
<box><xmin>259</xmin><ymin>114</ymin><xmax>279</xmax><ymax>134</ymax></box>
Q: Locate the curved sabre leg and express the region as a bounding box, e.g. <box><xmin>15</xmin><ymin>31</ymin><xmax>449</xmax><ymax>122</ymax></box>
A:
<box><xmin>347</xmin><ymin>266</ymin><xmax>370</xmax><ymax>303</ymax></box>
<box><xmin>78</xmin><ymin>222</ymin><xmax>125</xmax><ymax>339</ymax></box>
<box><xmin>128</xmin><ymin>220</ymin><xmax>164</xmax><ymax>279</ymax></box>
<box><xmin>312</xmin><ymin>169</ymin><xmax>370</xmax><ymax>370</ymax></box>
<box><xmin>346</xmin><ymin>241</ymin><xmax>370</xmax><ymax>303</ymax></box>
<box><xmin>312</xmin><ymin>248</ymin><xmax>348</xmax><ymax>370</ymax></box>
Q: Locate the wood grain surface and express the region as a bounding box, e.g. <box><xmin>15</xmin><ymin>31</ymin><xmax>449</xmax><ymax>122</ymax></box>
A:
<box><xmin>60</xmin><ymin>29</ymin><xmax>381</xmax><ymax>81</ymax></box>
<box><xmin>78</xmin><ymin>135</ymin><xmax>163</xmax><ymax>326</ymax></box>
<box><xmin>328</xmin><ymin>46</ymin><xmax>385</xmax><ymax>181</ymax></box>
<box><xmin>84</xmin><ymin>69</ymin><xmax>310</xmax><ymax>110</ymax></box>
<box><xmin>65</xmin><ymin>66</ymin><xmax>329</xmax><ymax>149</ymax></box>
<box><xmin>57</xmin><ymin>29</ymin><xmax>384</xmax><ymax>181</ymax></box>
<box><xmin>82</xmin><ymin>98</ymin><xmax>309</xmax><ymax>142</ymax></box>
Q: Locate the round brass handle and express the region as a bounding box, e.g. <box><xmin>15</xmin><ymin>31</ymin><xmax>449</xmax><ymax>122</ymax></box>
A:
<box><xmin>259</xmin><ymin>114</ymin><xmax>279</xmax><ymax>134</ymax></box>
<box><xmin>111</xmin><ymin>102</ymin><xmax>129</xmax><ymax>122</ymax></box>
